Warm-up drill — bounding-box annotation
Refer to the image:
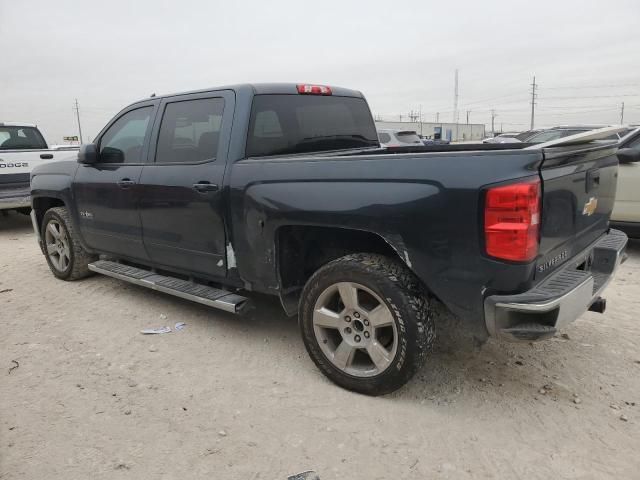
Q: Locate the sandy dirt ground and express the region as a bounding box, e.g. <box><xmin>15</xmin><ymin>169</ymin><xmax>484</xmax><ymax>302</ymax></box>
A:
<box><xmin>1</xmin><ymin>211</ymin><xmax>639</xmax><ymax>480</ymax></box>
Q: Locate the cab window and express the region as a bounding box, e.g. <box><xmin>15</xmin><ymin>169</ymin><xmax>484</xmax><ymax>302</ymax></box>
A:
<box><xmin>155</xmin><ymin>98</ymin><xmax>225</xmax><ymax>164</ymax></box>
<box><xmin>99</xmin><ymin>107</ymin><xmax>153</xmax><ymax>163</ymax></box>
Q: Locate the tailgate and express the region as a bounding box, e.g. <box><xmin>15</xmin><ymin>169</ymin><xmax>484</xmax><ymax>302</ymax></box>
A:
<box><xmin>534</xmin><ymin>129</ymin><xmax>623</xmax><ymax>279</ymax></box>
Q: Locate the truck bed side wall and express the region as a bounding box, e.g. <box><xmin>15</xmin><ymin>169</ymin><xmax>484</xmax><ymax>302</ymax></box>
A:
<box><xmin>228</xmin><ymin>150</ymin><xmax>544</xmax><ymax>332</ymax></box>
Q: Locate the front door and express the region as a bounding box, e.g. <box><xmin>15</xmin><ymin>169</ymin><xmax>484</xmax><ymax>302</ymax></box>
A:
<box><xmin>138</xmin><ymin>91</ymin><xmax>233</xmax><ymax>278</ymax></box>
<box><xmin>73</xmin><ymin>104</ymin><xmax>156</xmax><ymax>259</ymax></box>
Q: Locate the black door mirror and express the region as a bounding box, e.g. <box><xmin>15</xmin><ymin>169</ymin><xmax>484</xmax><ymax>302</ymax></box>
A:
<box><xmin>78</xmin><ymin>143</ymin><xmax>99</xmax><ymax>164</ymax></box>
<box><xmin>617</xmin><ymin>146</ymin><xmax>640</xmax><ymax>164</ymax></box>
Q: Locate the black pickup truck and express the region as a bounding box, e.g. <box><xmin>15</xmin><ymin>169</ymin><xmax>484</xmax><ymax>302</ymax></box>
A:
<box><xmin>30</xmin><ymin>83</ymin><xmax>628</xmax><ymax>395</ymax></box>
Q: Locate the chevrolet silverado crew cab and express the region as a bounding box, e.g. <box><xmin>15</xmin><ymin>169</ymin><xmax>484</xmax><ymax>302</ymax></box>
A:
<box><xmin>30</xmin><ymin>83</ymin><xmax>628</xmax><ymax>395</ymax></box>
<box><xmin>0</xmin><ymin>123</ymin><xmax>78</xmax><ymax>214</ymax></box>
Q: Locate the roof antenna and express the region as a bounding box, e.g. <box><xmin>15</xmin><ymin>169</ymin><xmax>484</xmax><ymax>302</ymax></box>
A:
<box><xmin>150</xmin><ymin>93</ymin><xmax>156</xmax><ymax>97</ymax></box>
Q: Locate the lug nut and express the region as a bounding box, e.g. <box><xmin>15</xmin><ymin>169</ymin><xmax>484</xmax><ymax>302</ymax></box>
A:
<box><xmin>364</xmin><ymin>331</ymin><xmax>370</xmax><ymax>338</ymax></box>
<box><xmin>344</xmin><ymin>327</ymin><xmax>352</xmax><ymax>334</ymax></box>
<box><xmin>345</xmin><ymin>316</ymin><xmax>351</xmax><ymax>322</ymax></box>
<box><xmin>354</xmin><ymin>335</ymin><xmax>361</xmax><ymax>342</ymax></box>
<box><xmin>353</xmin><ymin>312</ymin><xmax>360</xmax><ymax>318</ymax></box>
<box><xmin>363</xmin><ymin>319</ymin><xmax>370</xmax><ymax>326</ymax></box>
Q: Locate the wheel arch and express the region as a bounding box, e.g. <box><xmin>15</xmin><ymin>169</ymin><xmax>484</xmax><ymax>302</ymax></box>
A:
<box><xmin>274</xmin><ymin>225</ymin><xmax>427</xmax><ymax>315</ymax></box>
<box><xmin>32</xmin><ymin>196</ymin><xmax>66</xmax><ymax>236</ymax></box>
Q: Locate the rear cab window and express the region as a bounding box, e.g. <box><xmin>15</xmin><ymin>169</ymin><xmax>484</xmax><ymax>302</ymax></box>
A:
<box><xmin>395</xmin><ymin>131</ymin><xmax>422</xmax><ymax>144</ymax></box>
<box><xmin>0</xmin><ymin>126</ymin><xmax>47</xmax><ymax>150</ymax></box>
<box><xmin>378</xmin><ymin>132</ymin><xmax>392</xmax><ymax>143</ymax></box>
<box><xmin>246</xmin><ymin>95</ymin><xmax>379</xmax><ymax>157</ymax></box>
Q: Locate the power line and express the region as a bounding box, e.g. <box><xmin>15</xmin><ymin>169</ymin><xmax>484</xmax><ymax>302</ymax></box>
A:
<box><xmin>541</xmin><ymin>94</ymin><xmax>640</xmax><ymax>100</ymax></box>
<box><xmin>540</xmin><ymin>83</ymin><xmax>640</xmax><ymax>90</ymax></box>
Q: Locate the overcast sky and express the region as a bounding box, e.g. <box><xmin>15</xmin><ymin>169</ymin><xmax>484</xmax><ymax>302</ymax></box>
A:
<box><xmin>2</xmin><ymin>0</ymin><xmax>639</xmax><ymax>143</ymax></box>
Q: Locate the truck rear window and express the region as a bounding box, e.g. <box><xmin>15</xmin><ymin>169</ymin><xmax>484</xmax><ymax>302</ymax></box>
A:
<box><xmin>0</xmin><ymin>126</ymin><xmax>47</xmax><ymax>150</ymax></box>
<box><xmin>246</xmin><ymin>95</ymin><xmax>379</xmax><ymax>157</ymax></box>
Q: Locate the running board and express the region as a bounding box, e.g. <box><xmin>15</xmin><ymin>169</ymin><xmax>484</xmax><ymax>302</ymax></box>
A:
<box><xmin>88</xmin><ymin>260</ymin><xmax>249</xmax><ymax>314</ymax></box>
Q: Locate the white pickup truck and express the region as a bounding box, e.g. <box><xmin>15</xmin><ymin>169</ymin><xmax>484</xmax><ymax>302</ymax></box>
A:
<box><xmin>0</xmin><ymin>122</ymin><xmax>78</xmax><ymax>214</ymax></box>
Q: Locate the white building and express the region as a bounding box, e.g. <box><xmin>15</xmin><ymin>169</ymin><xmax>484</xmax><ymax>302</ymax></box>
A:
<box><xmin>375</xmin><ymin>121</ymin><xmax>485</xmax><ymax>142</ymax></box>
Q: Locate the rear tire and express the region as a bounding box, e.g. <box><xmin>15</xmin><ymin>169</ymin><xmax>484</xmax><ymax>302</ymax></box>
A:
<box><xmin>299</xmin><ymin>253</ymin><xmax>434</xmax><ymax>395</ymax></box>
<box><xmin>42</xmin><ymin>207</ymin><xmax>97</xmax><ymax>280</ymax></box>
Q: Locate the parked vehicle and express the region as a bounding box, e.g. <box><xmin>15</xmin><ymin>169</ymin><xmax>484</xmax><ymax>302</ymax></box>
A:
<box><xmin>30</xmin><ymin>83</ymin><xmax>628</xmax><ymax>395</ymax></box>
<box><xmin>420</xmin><ymin>135</ymin><xmax>450</xmax><ymax>146</ymax></box>
<box><xmin>483</xmin><ymin>132</ymin><xmax>522</xmax><ymax>144</ymax></box>
<box><xmin>525</xmin><ymin>125</ymin><xmax>633</xmax><ymax>144</ymax></box>
<box><xmin>483</xmin><ymin>130</ymin><xmax>544</xmax><ymax>144</ymax></box>
<box><xmin>377</xmin><ymin>129</ymin><xmax>423</xmax><ymax>147</ymax></box>
<box><xmin>0</xmin><ymin>123</ymin><xmax>78</xmax><ymax>214</ymax></box>
<box><xmin>611</xmin><ymin>128</ymin><xmax>640</xmax><ymax>238</ymax></box>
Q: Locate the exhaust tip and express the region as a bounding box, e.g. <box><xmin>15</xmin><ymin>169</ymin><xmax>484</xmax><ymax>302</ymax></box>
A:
<box><xmin>589</xmin><ymin>297</ymin><xmax>607</xmax><ymax>314</ymax></box>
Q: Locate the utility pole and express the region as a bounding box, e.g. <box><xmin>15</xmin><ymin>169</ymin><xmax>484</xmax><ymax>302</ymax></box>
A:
<box><xmin>419</xmin><ymin>104</ymin><xmax>423</xmax><ymax>136</ymax></box>
<box><xmin>491</xmin><ymin>109</ymin><xmax>497</xmax><ymax>137</ymax></box>
<box><xmin>620</xmin><ymin>102</ymin><xmax>625</xmax><ymax>124</ymax></box>
<box><xmin>399</xmin><ymin>114</ymin><xmax>403</xmax><ymax>122</ymax></box>
<box><xmin>466</xmin><ymin>110</ymin><xmax>471</xmax><ymax>124</ymax></box>
<box><xmin>530</xmin><ymin>76</ymin><xmax>537</xmax><ymax>130</ymax></box>
<box><xmin>73</xmin><ymin>99</ymin><xmax>84</xmax><ymax>144</ymax></box>
<box><xmin>453</xmin><ymin>69</ymin><xmax>459</xmax><ymax>141</ymax></box>
<box><xmin>435</xmin><ymin>112</ymin><xmax>440</xmax><ymax>123</ymax></box>
<box><xmin>453</xmin><ymin>69</ymin><xmax>459</xmax><ymax>124</ymax></box>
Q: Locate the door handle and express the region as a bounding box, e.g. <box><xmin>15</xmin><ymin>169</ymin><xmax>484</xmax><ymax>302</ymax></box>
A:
<box><xmin>117</xmin><ymin>178</ymin><xmax>135</xmax><ymax>188</ymax></box>
<box><xmin>192</xmin><ymin>182</ymin><xmax>219</xmax><ymax>193</ymax></box>
<box><xmin>40</xmin><ymin>154</ymin><xmax>54</xmax><ymax>159</ymax></box>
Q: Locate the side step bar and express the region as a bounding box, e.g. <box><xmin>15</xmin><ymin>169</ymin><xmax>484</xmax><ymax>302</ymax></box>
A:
<box><xmin>88</xmin><ymin>260</ymin><xmax>249</xmax><ymax>314</ymax></box>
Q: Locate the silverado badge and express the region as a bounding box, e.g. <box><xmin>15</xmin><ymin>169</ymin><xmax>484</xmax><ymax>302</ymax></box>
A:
<box><xmin>582</xmin><ymin>197</ymin><xmax>598</xmax><ymax>216</ymax></box>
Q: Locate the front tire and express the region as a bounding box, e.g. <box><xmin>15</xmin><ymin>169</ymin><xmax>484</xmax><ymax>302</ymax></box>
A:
<box><xmin>299</xmin><ymin>253</ymin><xmax>434</xmax><ymax>396</ymax></box>
<box><xmin>42</xmin><ymin>207</ymin><xmax>97</xmax><ymax>280</ymax></box>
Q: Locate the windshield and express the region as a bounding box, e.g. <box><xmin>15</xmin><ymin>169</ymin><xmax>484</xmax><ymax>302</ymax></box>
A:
<box><xmin>0</xmin><ymin>126</ymin><xmax>47</xmax><ymax>150</ymax></box>
<box><xmin>526</xmin><ymin>130</ymin><xmax>565</xmax><ymax>143</ymax></box>
<box><xmin>246</xmin><ymin>94</ymin><xmax>379</xmax><ymax>157</ymax></box>
<box><xmin>515</xmin><ymin>130</ymin><xmax>538</xmax><ymax>141</ymax></box>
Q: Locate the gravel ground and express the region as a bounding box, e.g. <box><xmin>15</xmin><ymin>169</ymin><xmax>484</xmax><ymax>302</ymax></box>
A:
<box><xmin>1</xmin><ymin>211</ymin><xmax>639</xmax><ymax>480</ymax></box>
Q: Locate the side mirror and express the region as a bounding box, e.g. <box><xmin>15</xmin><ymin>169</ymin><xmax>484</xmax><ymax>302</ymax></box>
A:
<box><xmin>78</xmin><ymin>143</ymin><xmax>99</xmax><ymax>164</ymax></box>
<box><xmin>617</xmin><ymin>146</ymin><xmax>640</xmax><ymax>164</ymax></box>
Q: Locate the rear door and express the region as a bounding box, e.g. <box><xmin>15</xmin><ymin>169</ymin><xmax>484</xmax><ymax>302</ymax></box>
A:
<box><xmin>73</xmin><ymin>102</ymin><xmax>157</xmax><ymax>259</ymax></box>
<box><xmin>137</xmin><ymin>90</ymin><xmax>234</xmax><ymax>278</ymax></box>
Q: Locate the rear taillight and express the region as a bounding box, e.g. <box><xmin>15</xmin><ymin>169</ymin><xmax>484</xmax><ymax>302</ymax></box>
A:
<box><xmin>296</xmin><ymin>84</ymin><xmax>332</xmax><ymax>95</ymax></box>
<box><xmin>484</xmin><ymin>179</ymin><xmax>541</xmax><ymax>262</ymax></box>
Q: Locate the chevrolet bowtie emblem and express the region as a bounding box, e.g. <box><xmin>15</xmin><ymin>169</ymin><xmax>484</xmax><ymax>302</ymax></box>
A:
<box><xmin>582</xmin><ymin>197</ymin><xmax>598</xmax><ymax>216</ymax></box>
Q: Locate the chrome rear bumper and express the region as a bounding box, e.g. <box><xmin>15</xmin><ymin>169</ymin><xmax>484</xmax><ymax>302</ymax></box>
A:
<box><xmin>484</xmin><ymin>229</ymin><xmax>628</xmax><ymax>342</ymax></box>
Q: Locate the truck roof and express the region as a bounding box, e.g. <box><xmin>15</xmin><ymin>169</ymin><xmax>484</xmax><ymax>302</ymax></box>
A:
<box><xmin>134</xmin><ymin>83</ymin><xmax>365</xmax><ymax>105</ymax></box>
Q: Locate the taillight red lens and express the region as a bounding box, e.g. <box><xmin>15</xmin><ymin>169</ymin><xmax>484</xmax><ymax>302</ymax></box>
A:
<box><xmin>484</xmin><ymin>179</ymin><xmax>541</xmax><ymax>262</ymax></box>
<box><xmin>296</xmin><ymin>84</ymin><xmax>332</xmax><ymax>95</ymax></box>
